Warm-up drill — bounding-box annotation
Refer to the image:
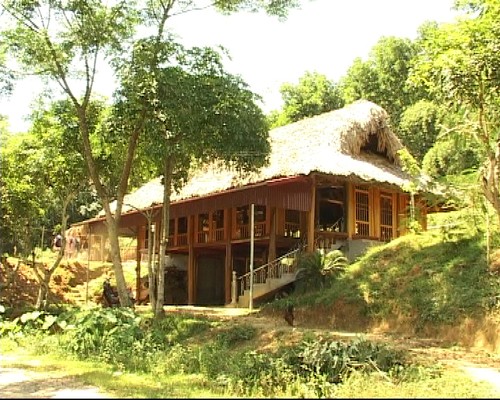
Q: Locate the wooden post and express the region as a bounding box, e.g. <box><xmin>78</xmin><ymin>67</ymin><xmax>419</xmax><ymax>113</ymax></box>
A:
<box><xmin>231</xmin><ymin>270</ymin><xmax>237</xmax><ymax>306</ymax></box>
<box><xmin>371</xmin><ymin>187</ymin><xmax>379</xmax><ymax>239</ymax></box>
<box><xmin>346</xmin><ymin>182</ymin><xmax>355</xmax><ymax>239</ymax></box>
<box><xmin>249</xmin><ymin>203</ymin><xmax>255</xmax><ymax>310</ymax></box>
<box><xmin>392</xmin><ymin>192</ymin><xmax>398</xmax><ymax>239</ymax></box>
<box><xmin>224</xmin><ymin>207</ymin><xmax>232</xmax><ymax>304</ymax></box>
<box><xmin>268</xmin><ymin>207</ymin><xmax>276</xmax><ymax>263</ymax></box>
<box><xmin>135</xmin><ymin>225</ymin><xmax>142</xmax><ymax>305</ymax></box>
<box><xmin>188</xmin><ymin>215</ymin><xmax>195</xmax><ymax>305</ymax></box>
<box><xmin>307</xmin><ymin>174</ymin><xmax>316</xmax><ymax>252</ymax></box>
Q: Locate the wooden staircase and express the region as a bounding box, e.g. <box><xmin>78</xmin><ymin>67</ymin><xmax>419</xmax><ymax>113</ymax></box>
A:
<box><xmin>236</xmin><ymin>245</ymin><xmax>305</xmax><ymax>308</ymax></box>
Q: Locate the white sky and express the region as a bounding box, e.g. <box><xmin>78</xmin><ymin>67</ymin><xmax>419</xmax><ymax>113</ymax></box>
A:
<box><xmin>0</xmin><ymin>0</ymin><xmax>459</xmax><ymax>133</ymax></box>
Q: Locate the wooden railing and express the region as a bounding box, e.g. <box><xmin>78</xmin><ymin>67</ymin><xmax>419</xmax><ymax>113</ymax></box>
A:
<box><xmin>315</xmin><ymin>231</ymin><xmax>348</xmax><ymax>251</ymax></box>
<box><xmin>197</xmin><ymin>231</ymin><xmax>209</xmax><ymax>243</ymax></box>
<box><xmin>213</xmin><ymin>227</ymin><xmax>224</xmax><ymax>241</ymax></box>
<box><xmin>177</xmin><ymin>233</ymin><xmax>188</xmax><ymax>246</ymax></box>
<box><xmin>196</xmin><ymin>228</ymin><xmax>224</xmax><ymax>243</ymax></box>
<box><xmin>284</xmin><ymin>222</ymin><xmax>301</xmax><ymax>238</ymax></box>
<box><xmin>235</xmin><ymin>222</ymin><xmax>267</xmax><ymax>240</ymax></box>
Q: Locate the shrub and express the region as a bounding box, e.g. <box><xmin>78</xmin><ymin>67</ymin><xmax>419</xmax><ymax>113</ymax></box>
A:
<box><xmin>295</xmin><ymin>250</ymin><xmax>348</xmax><ymax>293</ymax></box>
<box><xmin>215</xmin><ymin>324</ymin><xmax>257</xmax><ymax>347</ymax></box>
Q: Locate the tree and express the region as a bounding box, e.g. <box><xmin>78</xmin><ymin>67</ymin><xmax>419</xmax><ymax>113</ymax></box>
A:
<box><xmin>398</xmin><ymin>100</ymin><xmax>444</xmax><ymax>162</ymax></box>
<box><xmin>272</xmin><ymin>71</ymin><xmax>344</xmax><ymax>127</ymax></box>
<box><xmin>128</xmin><ymin>44</ymin><xmax>270</xmax><ymax>316</ymax></box>
<box><xmin>0</xmin><ymin>131</ymin><xmax>41</xmax><ymax>255</ymax></box>
<box><xmin>0</xmin><ymin>99</ymin><xmax>93</xmax><ymax>308</ymax></box>
<box><xmin>0</xmin><ymin>43</ymin><xmax>13</xmax><ymax>95</ymax></box>
<box><xmin>410</xmin><ymin>0</ymin><xmax>500</xmax><ymax>223</ymax></box>
<box><xmin>1</xmin><ymin>0</ymin><xmax>299</xmax><ymax>307</ymax></box>
<box><xmin>340</xmin><ymin>36</ymin><xmax>423</xmax><ymax>128</ymax></box>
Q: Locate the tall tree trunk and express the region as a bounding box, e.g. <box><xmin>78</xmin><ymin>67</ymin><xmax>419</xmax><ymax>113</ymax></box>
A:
<box><xmin>106</xmin><ymin>220</ymin><xmax>132</xmax><ymax>306</ymax></box>
<box><xmin>156</xmin><ymin>156</ymin><xmax>174</xmax><ymax>317</ymax></box>
<box><xmin>76</xmin><ymin>105</ymin><xmax>136</xmax><ymax>308</ymax></box>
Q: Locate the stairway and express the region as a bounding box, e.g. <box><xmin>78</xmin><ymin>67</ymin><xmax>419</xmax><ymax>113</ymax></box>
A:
<box><xmin>236</xmin><ymin>246</ymin><xmax>304</xmax><ymax>308</ymax></box>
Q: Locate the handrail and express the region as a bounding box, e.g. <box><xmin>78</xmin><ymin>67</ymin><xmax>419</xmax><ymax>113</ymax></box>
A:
<box><xmin>237</xmin><ymin>243</ymin><xmax>306</xmax><ymax>297</ymax></box>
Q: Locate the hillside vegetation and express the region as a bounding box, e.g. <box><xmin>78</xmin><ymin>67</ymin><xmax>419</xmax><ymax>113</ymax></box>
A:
<box><xmin>1</xmin><ymin>209</ymin><xmax>500</xmax><ymax>397</ymax></box>
<box><xmin>265</xmin><ymin>209</ymin><xmax>500</xmax><ymax>352</ymax></box>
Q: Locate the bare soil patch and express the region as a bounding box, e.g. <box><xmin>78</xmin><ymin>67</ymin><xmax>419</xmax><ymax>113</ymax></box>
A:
<box><xmin>0</xmin><ymin>355</ymin><xmax>110</xmax><ymax>398</ymax></box>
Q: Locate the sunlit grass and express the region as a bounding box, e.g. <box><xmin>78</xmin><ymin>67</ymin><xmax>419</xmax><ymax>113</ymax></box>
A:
<box><xmin>335</xmin><ymin>368</ymin><xmax>497</xmax><ymax>398</ymax></box>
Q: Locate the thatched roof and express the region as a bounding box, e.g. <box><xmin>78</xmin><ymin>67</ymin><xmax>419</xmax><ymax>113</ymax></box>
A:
<box><xmin>111</xmin><ymin>100</ymin><xmax>413</xmax><ymax>215</ymax></box>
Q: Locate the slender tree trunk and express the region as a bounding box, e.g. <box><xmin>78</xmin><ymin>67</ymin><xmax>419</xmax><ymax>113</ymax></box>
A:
<box><xmin>75</xmin><ymin>105</ymin><xmax>135</xmax><ymax>307</ymax></box>
<box><xmin>35</xmin><ymin>274</ymin><xmax>51</xmax><ymax>310</ymax></box>
<box><xmin>156</xmin><ymin>156</ymin><xmax>174</xmax><ymax>317</ymax></box>
<box><xmin>105</xmin><ymin>218</ymin><xmax>133</xmax><ymax>307</ymax></box>
<box><xmin>481</xmin><ymin>149</ymin><xmax>500</xmax><ymax>226</ymax></box>
<box><xmin>33</xmin><ymin>195</ymin><xmax>71</xmax><ymax>310</ymax></box>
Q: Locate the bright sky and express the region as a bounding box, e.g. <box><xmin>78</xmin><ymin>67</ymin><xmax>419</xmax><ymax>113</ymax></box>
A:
<box><xmin>1</xmin><ymin>0</ymin><xmax>459</xmax><ymax>133</ymax></box>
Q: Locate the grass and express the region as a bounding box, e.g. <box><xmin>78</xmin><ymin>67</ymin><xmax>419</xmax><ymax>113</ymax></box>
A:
<box><xmin>334</xmin><ymin>368</ymin><xmax>496</xmax><ymax>398</ymax></box>
<box><xmin>261</xmin><ymin>208</ymin><xmax>500</xmax><ymax>353</ymax></box>
<box><xmin>1</xmin><ymin>327</ymin><xmax>498</xmax><ymax>398</ymax></box>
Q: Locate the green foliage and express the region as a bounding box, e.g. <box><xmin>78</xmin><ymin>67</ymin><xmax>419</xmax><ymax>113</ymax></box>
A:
<box><xmin>149</xmin><ymin>313</ymin><xmax>211</xmax><ymax>345</ymax></box>
<box><xmin>422</xmin><ymin>133</ymin><xmax>481</xmax><ymax>178</ymax></box>
<box><xmin>295</xmin><ymin>249</ymin><xmax>349</xmax><ymax>293</ymax></box>
<box><xmin>270</xmin><ymin>71</ymin><xmax>345</xmax><ymax>127</ymax></box>
<box><xmin>398</xmin><ymin>100</ymin><xmax>444</xmax><ymax>162</ymax></box>
<box><xmin>288</xmin><ymin>336</ymin><xmax>408</xmax><ymax>384</ymax></box>
<box><xmin>0</xmin><ymin>99</ymin><xmax>103</xmax><ymax>255</ymax></box>
<box><xmin>215</xmin><ymin>323</ymin><xmax>257</xmax><ymax>347</ymax></box>
<box><xmin>340</xmin><ymin>36</ymin><xmax>424</xmax><ymax>127</ymax></box>
<box><xmin>410</xmin><ymin>0</ymin><xmax>500</xmax><ymax>219</ymax></box>
<box><xmin>0</xmin><ymin>308</ymin><xmax>64</xmax><ymax>338</ymax></box>
<box><xmin>213</xmin><ymin>0</ymin><xmax>300</xmax><ymax>19</ymax></box>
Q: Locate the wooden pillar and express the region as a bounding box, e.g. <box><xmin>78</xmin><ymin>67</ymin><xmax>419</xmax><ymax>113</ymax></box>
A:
<box><xmin>268</xmin><ymin>207</ymin><xmax>276</xmax><ymax>263</ymax></box>
<box><xmin>224</xmin><ymin>207</ymin><xmax>232</xmax><ymax>304</ymax></box>
<box><xmin>371</xmin><ymin>187</ymin><xmax>379</xmax><ymax>239</ymax></box>
<box><xmin>307</xmin><ymin>174</ymin><xmax>316</xmax><ymax>252</ymax></box>
<box><xmin>347</xmin><ymin>182</ymin><xmax>355</xmax><ymax>239</ymax></box>
<box><xmin>135</xmin><ymin>225</ymin><xmax>142</xmax><ymax>303</ymax></box>
<box><xmin>392</xmin><ymin>192</ymin><xmax>398</xmax><ymax>239</ymax></box>
<box><xmin>187</xmin><ymin>215</ymin><xmax>195</xmax><ymax>305</ymax></box>
<box><xmin>100</xmin><ymin>234</ymin><xmax>105</xmax><ymax>262</ymax></box>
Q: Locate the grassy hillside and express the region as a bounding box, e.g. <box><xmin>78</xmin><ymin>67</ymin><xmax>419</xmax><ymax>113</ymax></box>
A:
<box><xmin>266</xmin><ymin>209</ymin><xmax>500</xmax><ymax>351</ymax></box>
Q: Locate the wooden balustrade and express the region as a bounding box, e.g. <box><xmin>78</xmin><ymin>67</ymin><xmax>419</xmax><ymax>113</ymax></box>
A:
<box><xmin>315</xmin><ymin>231</ymin><xmax>347</xmax><ymax>251</ymax></box>
<box><xmin>213</xmin><ymin>227</ymin><xmax>224</xmax><ymax>241</ymax></box>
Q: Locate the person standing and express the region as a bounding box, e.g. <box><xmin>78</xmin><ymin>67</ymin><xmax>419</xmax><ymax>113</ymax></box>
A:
<box><xmin>53</xmin><ymin>233</ymin><xmax>62</xmax><ymax>252</ymax></box>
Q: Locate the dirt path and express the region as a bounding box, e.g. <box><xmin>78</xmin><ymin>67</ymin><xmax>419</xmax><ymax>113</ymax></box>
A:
<box><xmin>0</xmin><ymin>355</ymin><xmax>110</xmax><ymax>399</ymax></box>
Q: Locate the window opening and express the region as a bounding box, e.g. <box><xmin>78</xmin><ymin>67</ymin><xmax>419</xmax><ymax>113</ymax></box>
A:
<box><xmin>380</xmin><ymin>192</ymin><xmax>393</xmax><ymax>241</ymax></box>
<box><xmin>355</xmin><ymin>186</ymin><xmax>370</xmax><ymax>236</ymax></box>
<box><xmin>317</xmin><ymin>186</ymin><xmax>345</xmax><ymax>232</ymax></box>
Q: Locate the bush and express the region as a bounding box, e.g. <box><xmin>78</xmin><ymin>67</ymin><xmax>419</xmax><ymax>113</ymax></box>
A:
<box><xmin>216</xmin><ymin>324</ymin><xmax>257</xmax><ymax>347</ymax></box>
<box><xmin>295</xmin><ymin>250</ymin><xmax>348</xmax><ymax>293</ymax></box>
